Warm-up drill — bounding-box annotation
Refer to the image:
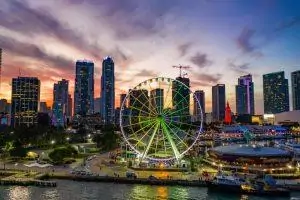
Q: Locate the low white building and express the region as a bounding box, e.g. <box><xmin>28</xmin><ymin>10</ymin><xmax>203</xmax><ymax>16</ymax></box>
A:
<box><xmin>274</xmin><ymin>110</ymin><xmax>300</xmax><ymax>125</ymax></box>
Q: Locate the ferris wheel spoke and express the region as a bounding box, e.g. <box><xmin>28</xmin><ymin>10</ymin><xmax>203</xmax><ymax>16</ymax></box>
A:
<box><xmin>164</xmin><ymin>80</ymin><xmax>185</xmax><ymax>110</ymax></box>
<box><xmin>161</xmin><ymin>121</ymin><xmax>181</xmax><ymax>160</ymax></box>
<box><xmin>164</xmin><ymin>103</ymin><xmax>191</xmax><ymax>117</ymax></box>
<box><xmin>129</xmin><ymin>105</ymin><xmax>155</xmax><ymax>116</ymax></box>
<box><xmin>167</xmin><ymin>121</ymin><xmax>197</xmax><ymax>139</ymax></box>
<box><xmin>148</xmin><ymin>80</ymin><xmax>161</xmax><ymax>115</ymax></box>
<box><xmin>141</xmin><ymin>122</ymin><xmax>160</xmax><ymax>160</ymax></box>
<box><xmin>132</xmin><ymin>122</ymin><xmax>158</xmax><ymax>149</ymax></box>
<box><xmin>163</xmin><ymin>121</ymin><xmax>189</xmax><ymax>148</ymax></box>
<box><xmin>163</xmin><ymin>78</ymin><xmax>172</xmax><ymax>110</ymax></box>
<box><xmin>123</xmin><ymin>118</ymin><xmax>156</xmax><ymax>128</ymax></box>
<box><xmin>130</xmin><ymin>92</ymin><xmax>157</xmax><ymax>116</ymax></box>
<box><xmin>168</xmin><ymin>120</ymin><xmax>200</xmax><ymax>129</ymax></box>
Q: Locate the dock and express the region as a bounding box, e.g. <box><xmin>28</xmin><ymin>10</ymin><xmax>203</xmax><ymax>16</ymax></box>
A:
<box><xmin>43</xmin><ymin>174</ymin><xmax>208</xmax><ymax>187</ymax></box>
<box><xmin>0</xmin><ymin>171</ymin><xmax>57</xmax><ymax>187</ymax></box>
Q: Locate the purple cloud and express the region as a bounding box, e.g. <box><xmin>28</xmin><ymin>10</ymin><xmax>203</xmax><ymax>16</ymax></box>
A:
<box><xmin>190</xmin><ymin>52</ymin><xmax>212</xmax><ymax>68</ymax></box>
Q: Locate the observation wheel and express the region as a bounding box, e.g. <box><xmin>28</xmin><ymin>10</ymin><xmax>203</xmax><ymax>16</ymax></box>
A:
<box><xmin>120</xmin><ymin>77</ymin><xmax>203</xmax><ymax>162</ymax></box>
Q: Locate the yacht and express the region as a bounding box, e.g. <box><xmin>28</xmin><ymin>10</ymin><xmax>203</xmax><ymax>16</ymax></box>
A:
<box><xmin>207</xmin><ymin>172</ymin><xmax>246</xmax><ymax>192</ymax></box>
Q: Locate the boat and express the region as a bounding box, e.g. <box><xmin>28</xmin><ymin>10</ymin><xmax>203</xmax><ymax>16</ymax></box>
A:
<box><xmin>206</xmin><ymin>171</ymin><xmax>246</xmax><ymax>192</ymax></box>
<box><xmin>207</xmin><ymin>173</ymin><xmax>290</xmax><ymax>197</ymax></box>
<box><xmin>240</xmin><ymin>175</ymin><xmax>290</xmax><ymax>197</ymax></box>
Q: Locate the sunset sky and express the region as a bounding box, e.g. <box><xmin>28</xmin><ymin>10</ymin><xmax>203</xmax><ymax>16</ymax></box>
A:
<box><xmin>0</xmin><ymin>0</ymin><xmax>300</xmax><ymax>114</ymax></box>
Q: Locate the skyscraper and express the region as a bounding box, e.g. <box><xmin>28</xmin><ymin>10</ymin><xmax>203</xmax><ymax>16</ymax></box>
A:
<box><xmin>11</xmin><ymin>77</ymin><xmax>40</xmax><ymax>127</ymax></box>
<box><xmin>74</xmin><ymin>60</ymin><xmax>94</xmax><ymax>116</ymax></box>
<box><xmin>194</xmin><ymin>90</ymin><xmax>205</xmax><ymax>122</ymax></box>
<box><xmin>0</xmin><ymin>99</ymin><xmax>10</xmax><ymax>113</ymax></box>
<box><xmin>212</xmin><ymin>84</ymin><xmax>226</xmax><ymax>122</ymax></box>
<box><xmin>101</xmin><ymin>57</ymin><xmax>115</xmax><ymax>124</ymax></box>
<box><xmin>0</xmin><ymin>48</ymin><xmax>2</xmax><ymax>92</ymax></box>
<box><xmin>39</xmin><ymin>102</ymin><xmax>48</xmax><ymax>113</ymax></box>
<box><xmin>94</xmin><ymin>97</ymin><xmax>101</xmax><ymax>114</ymax></box>
<box><xmin>150</xmin><ymin>89</ymin><xmax>164</xmax><ymax>114</ymax></box>
<box><xmin>263</xmin><ymin>71</ymin><xmax>289</xmax><ymax>114</ymax></box>
<box><xmin>235</xmin><ymin>74</ymin><xmax>255</xmax><ymax>115</ymax></box>
<box><xmin>172</xmin><ymin>77</ymin><xmax>190</xmax><ymax>121</ymax></box>
<box><xmin>292</xmin><ymin>70</ymin><xmax>300</xmax><ymax>110</ymax></box>
<box><xmin>53</xmin><ymin>79</ymin><xmax>69</xmax><ymax>127</ymax></box>
<box><xmin>67</xmin><ymin>94</ymin><xmax>72</xmax><ymax>117</ymax></box>
<box><xmin>120</xmin><ymin>93</ymin><xmax>127</xmax><ymax>108</ymax></box>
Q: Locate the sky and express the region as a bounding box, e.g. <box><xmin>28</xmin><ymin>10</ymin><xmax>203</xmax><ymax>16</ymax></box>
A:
<box><xmin>0</xmin><ymin>0</ymin><xmax>300</xmax><ymax>114</ymax></box>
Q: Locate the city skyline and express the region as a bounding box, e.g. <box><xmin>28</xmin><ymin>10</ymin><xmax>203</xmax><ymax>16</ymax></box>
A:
<box><xmin>0</xmin><ymin>0</ymin><xmax>300</xmax><ymax>114</ymax></box>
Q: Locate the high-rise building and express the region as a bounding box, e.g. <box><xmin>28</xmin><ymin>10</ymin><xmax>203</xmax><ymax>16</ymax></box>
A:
<box><xmin>74</xmin><ymin>60</ymin><xmax>94</xmax><ymax>116</ymax></box>
<box><xmin>263</xmin><ymin>71</ymin><xmax>289</xmax><ymax>114</ymax></box>
<box><xmin>67</xmin><ymin>94</ymin><xmax>72</xmax><ymax>117</ymax></box>
<box><xmin>0</xmin><ymin>48</ymin><xmax>2</xmax><ymax>92</ymax></box>
<box><xmin>150</xmin><ymin>89</ymin><xmax>164</xmax><ymax>114</ymax></box>
<box><xmin>0</xmin><ymin>99</ymin><xmax>10</xmax><ymax>113</ymax></box>
<box><xmin>212</xmin><ymin>84</ymin><xmax>226</xmax><ymax>122</ymax></box>
<box><xmin>193</xmin><ymin>90</ymin><xmax>205</xmax><ymax>122</ymax></box>
<box><xmin>94</xmin><ymin>97</ymin><xmax>101</xmax><ymax>114</ymax></box>
<box><xmin>53</xmin><ymin>79</ymin><xmax>69</xmax><ymax>127</ymax></box>
<box><xmin>11</xmin><ymin>77</ymin><xmax>40</xmax><ymax>127</ymax></box>
<box><xmin>235</xmin><ymin>74</ymin><xmax>255</xmax><ymax>115</ymax></box>
<box><xmin>172</xmin><ymin>77</ymin><xmax>190</xmax><ymax>121</ymax></box>
<box><xmin>120</xmin><ymin>94</ymin><xmax>127</xmax><ymax>108</ymax></box>
<box><xmin>292</xmin><ymin>70</ymin><xmax>300</xmax><ymax>110</ymax></box>
<box><xmin>101</xmin><ymin>57</ymin><xmax>115</xmax><ymax>124</ymax></box>
<box><xmin>39</xmin><ymin>102</ymin><xmax>48</xmax><ymax>113</ymax></box>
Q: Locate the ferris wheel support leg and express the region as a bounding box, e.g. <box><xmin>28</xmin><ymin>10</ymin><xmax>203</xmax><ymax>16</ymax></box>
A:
<box><xmin>161</xmin><ymin>121</ymin><xmax>181</xmax><ymax>162</ymax></box>
<box><xmin>140</xmin><ymin>123</ymin><xmax>160</xmax><ymax>161</ymax></box>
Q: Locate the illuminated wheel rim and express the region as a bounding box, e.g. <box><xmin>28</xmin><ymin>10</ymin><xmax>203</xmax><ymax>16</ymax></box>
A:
<box><xmin>120</xmin><ymin>77</ymin><xmax>203</xmax><ymax>161</ymax></box>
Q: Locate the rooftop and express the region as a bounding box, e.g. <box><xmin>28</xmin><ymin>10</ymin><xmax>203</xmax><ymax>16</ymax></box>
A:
<box><xmin>212</xmin><ymin>144</ymin><xmax>290</xmax><ymax>157</ymax></box>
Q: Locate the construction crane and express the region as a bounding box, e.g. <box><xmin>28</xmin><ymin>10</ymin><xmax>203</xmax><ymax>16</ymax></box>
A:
<box><xmin>172</xmin><ymin>65</ymin><xmax>190</xmax><ymax>78</ymax></box>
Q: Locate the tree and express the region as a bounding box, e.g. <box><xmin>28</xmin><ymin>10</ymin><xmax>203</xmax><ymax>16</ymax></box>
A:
<box><xmin>1</xmin><ymin>142</ymin><xmax>14</xmax><ymax>170</ymax></box>
<box><xmin>48</xmin><ymin>145</ymin><xmax>78</xmax><ymax>164</ymax></box>
<box><xmin>10</xmin><ymin>140</ymin><xmax>27</xmax><ymax>158</ymax></box>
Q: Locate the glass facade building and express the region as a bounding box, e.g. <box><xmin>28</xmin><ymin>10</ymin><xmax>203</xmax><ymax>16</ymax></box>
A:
<box><xmin>11</xmin><ymin>77</ymin><xmax>40</xmax><ymax>127</ymax></box>
<box><xmin>292</xmin><ymin>70</ymin><xmax>300</xmax><ymax>110</ymax></box>
<box><xmin>172</xmin><ymin>77</ymin><xmax>190</xmax><ymax>122</ymax></box>
<box><xmin>101</xmin><ymin>57</ymin><xmax>115</xmax><ymax>124</ymax></box>
<box><xmin>263</xmin><ymin>71</ymin><xmax>289</xmax><ymax>114</ymax></box>
<box><xmin>212</xmin><ymin>84</ymin><xmax>226</xmax><ymax>122</ymax></box>
<box><xmin>52</xmin><ymin>79</ymin><xmax>69</xmax><ymax>127</ymax></box>
<box><xmin>74</xmin><ymin>60</ymin><xmax>94</xmax><ymax>116</ymax></box>
<box><xmin>235</xmin><ymin>74</ymin><xmax>255</xmax><ymax>115</ymax></box>
<box><xmin>194</xmin><ymin>90</ymin><xmax>205</xmax><ymax>122</ymax></box>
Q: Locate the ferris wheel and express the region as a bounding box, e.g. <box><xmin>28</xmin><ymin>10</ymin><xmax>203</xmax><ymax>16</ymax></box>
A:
<box><xmin>120</xmin><ymin>77</ymin><xmax>203</xmax><ymax>162</ymax></box>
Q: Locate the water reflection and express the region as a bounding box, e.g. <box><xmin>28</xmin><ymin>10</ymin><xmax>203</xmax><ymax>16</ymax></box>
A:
<box><xmin>8</xmin><ymin>186</ymin><xmax>30</xmax><ymax>200</ymax></box>
<box><xmin>41</xmin><ymin>189</ymin><xmax>59</xmax><ymax>200</ymax></box>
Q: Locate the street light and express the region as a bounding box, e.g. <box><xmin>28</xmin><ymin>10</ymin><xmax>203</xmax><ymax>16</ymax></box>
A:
<box><xmin>51</xmin><ymin>140</ymin><xmax>55</xmax><ymax>145</ymax></box>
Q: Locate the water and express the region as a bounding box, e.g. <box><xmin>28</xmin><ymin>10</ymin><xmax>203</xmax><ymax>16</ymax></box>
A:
<box><xmin>0</xmin><ymin>180</ymin><xmax>299</xmax><ymax>200</ymax></box>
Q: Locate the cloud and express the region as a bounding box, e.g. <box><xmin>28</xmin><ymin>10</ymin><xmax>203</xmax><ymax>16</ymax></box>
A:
<box><xmin>190</xmin><ymin>73</ymin><xmax>222</xmax><ymax>87</ymax></box>
<box><xmin>236</xmin><ymin>27</ymin><xmax>256</xmax><ymax>53</ymax></box>
<box><xmin>275</xmin><ymin>16</ymin><xmax>300</xmax><ymax>32</ymax></box>
<box><xmin>189</xmin><ymin>52</ymin><xmax>212</xmax><ymax>68</ymax></box>
<box><xmin>135</xmin><ymin>69</ymin><xmax>157</xmax><ymax>77</ymax></box>
<box><xmin>228</xmin><ymin>60</ymin><xmax>250</xmax><ymax>74</ymax></box>
<box><xmin>0</xmin><ymin>0</ymin><xmax>106</xmax><ymax>60</ymax></box>
<box><xmin>178</xmin><ymin>42</ymin><xmax>192</xmax><ymax>57</ymax></box>
<box><xmin>76</xmin><ymin>0</ymin><xmax>181</xmax><ymax>39</ymax></box>
<box><xmin>0</xmin><ymin>35</ymin><xmax>73</xmax><ymax>72</ymax></box>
